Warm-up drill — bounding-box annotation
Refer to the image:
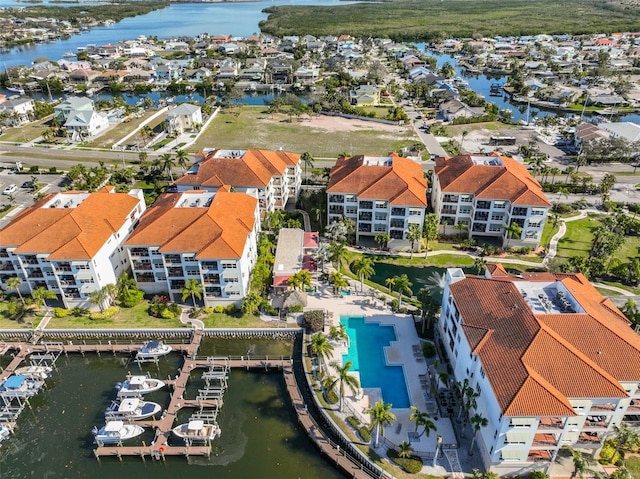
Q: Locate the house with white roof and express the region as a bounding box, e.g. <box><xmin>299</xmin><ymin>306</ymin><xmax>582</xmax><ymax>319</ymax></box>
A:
<box><xmin>166</xmin><ymin>103</ymin><xmax>203</xmax><ymax>134</ymax></box>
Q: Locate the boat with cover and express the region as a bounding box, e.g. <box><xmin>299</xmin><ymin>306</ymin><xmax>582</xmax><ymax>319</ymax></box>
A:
<box><xmin>116</xmin><ymin>375</ymin><xmax>165</xmax><ymax>398</ymax></box>
<box><xmin>14</xmin><ymin>365</ymin><xmax>52</xmax><ymax>380</ymax></box>
<box><xmin>105</xmin><ymin>398</ymin><xmax>162</xmax><ymax>421</ymax></box>
<box><xmin>136</xmin><ymin>340</ymin><xmax>172</xmax><ymax>359</ymax></box>
<box><xmin>93</xmin><ymin>421</ymin><xmax>144</xmax><ymax>445</ymax></box>
<box><xmin>0</xmin><ymin>375</ymin><xmax>43</xmax><ymax>398</ymax></box>
<box><xmin>172</xmin><ymin>420</ymin><xmax>221</xmax><ymax>443</ymax></box>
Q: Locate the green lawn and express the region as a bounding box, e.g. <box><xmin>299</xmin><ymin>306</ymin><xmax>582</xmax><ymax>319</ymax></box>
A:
<box><xmin>85</xmin><ymin>109</ymin><xmax>160</xmax><ymax>149</ymax></box>
<box><xmin>200</xmin><ymin>312</ymin><xmax>287</xmax><ymax>328</ymax></box>
<box><xmin>0</xmin><ymin>119</ymin><xmax>50</xmax><ymax>143</ymax></box>
<box><xmin>540</xmin><ymin>221</ymin><xmax>559</xmax><ymax>250</ymax></box>
<box><xmin>0</xmin><ymin>301</ymin><xmax>45</xmax><ymax>329</ymax></box>
<box><xmin>556</xmin><ymin>215</ymin><xmax>601</xmax><ymax>260</ymax></box>
<box><xmin>191</xmin><ymin>106</ymin><xmax>419</xmax><ymax>158</ymax></box>
<box><xmin>627</xmin><ymin>456</ymin><xmax>640</xmax><ymax>479</ymax></box>
<box><xmin>46</xmin><ymin>301</ymin><xmax>184</xmax><ymax>329</ymax></box>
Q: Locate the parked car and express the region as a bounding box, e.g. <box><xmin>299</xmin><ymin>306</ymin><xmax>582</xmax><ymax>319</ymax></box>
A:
<box><xmin>2</xmin><ymin>184</ymin><xmax>17</xmax><ymax>195</ymax></box>
<box><xmin>21</xmin><ymin>181</ymin><xmax>32</xmax><ymax>189</ymax></box>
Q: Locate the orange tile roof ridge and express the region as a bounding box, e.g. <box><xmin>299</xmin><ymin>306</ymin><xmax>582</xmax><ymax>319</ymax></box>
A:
<box><xmin>503</xmin><ymin>367</ymin><xmax>576</xmax><ymax>417</ymax></box>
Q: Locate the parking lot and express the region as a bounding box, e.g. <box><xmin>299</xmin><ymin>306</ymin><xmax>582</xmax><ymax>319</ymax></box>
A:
<box><xmin>0</xmin><ymin>169</ymin><xmax>67</xmax><ymax>227</ymax></box>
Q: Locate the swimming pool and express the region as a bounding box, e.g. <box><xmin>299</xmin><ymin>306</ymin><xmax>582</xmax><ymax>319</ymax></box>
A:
<box><xmin>341</xmin><ymin>316</ymin><xmax>410</xmax><ymax>408</ymax></box>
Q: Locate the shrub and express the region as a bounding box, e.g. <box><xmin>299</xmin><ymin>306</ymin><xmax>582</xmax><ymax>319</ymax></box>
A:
<box><xmin>325</xmin><ymin>388</ymin><xmax>338</xmax><ymax>404</ymax></box>
<box><xmin>303</xmin><ymin>310</ymin><xmax>324</xmax><ymax>333</ymax></box>
<box><xmin>71</xmin><ymin>307</ymin><xmax>89</xmax><ymax>316</ymax></box>
<box><xmin>287</xmin><ymin>304</ymin><xmax>303</xmax><ymax>313</ymax></box>
<box><xmin>422</xmin><ymin>341</ymin><xmax>436</xmax><ymax>358</ymax></box>
<box><xmin>359</xmin><ymin>426</ymin><xmax>371</xmax><ymax>443</ymax></box>
<box><xmin>148</xmin><ymin>296</ymin><xmax>181</xmax><ymax>319</ymax></box>
<box><xmin>529</xmin><ymin>471</ymin><xmax>549</xmax><ymax>479</ymax></box>
<box><xmin>213</xmin><ymin>306</ymin><xmax>225</xmax><ymax>314</ymax></box>
<box><xmin>120</xmin><ymin>288</ymin><xmax>144</xmax><ymax>308</ymax></box>
<box><xmin>90</xmin><ymin>306</ymin><xmax>119</xmax><ymax>320</ymax></box>
<box><xmin>598</xmin><ymin>440</ymin><xmax>622</xmax><ymax>465</ymax></box>
<box><xmin>225</xmin><ymin>304</ymin><xmax>239</xmax><ymax>315</ymax></box>
<box><xmin>387</xmin><ymin>448</ymin><xmax>423</xmax><ymax>474</ymax></box>
<box><xmin>48</xmin><ymin>167</ymin><xmax>57</xmax><ymax>174</ymax></box>
<box><xmin>202</xmin><ymin>307</ymin><xmax>214</xmax><ymax>314</ymax></box>
<box><xmin>52</xmin><ymin>307</ymin><xmax>71</xmax><ymax>318</ymax></box>
<box><xmin>347</xmin><ymin>416</ymin><xmax>360</xmax><ymax>429</ymax></box>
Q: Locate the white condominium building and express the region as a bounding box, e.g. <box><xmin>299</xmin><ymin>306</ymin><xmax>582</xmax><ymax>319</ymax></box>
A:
<box><xmin>124</xmin><ymin>189</ymin><xmax>260</xmax><ymax>306</ymax></box>
<box><xmin>0</xmin><ymin>187</ymin><xmax>146</xmax><ymax>310</ymax></box>
<box><xmin>438</xmin><ymin>265</ymin><xmax>640</xmax><ymax>475</ymax></box>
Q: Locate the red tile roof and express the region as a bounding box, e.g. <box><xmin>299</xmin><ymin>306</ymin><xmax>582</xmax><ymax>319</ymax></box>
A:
<box><xmin>178</xmin><ymin>149</ymin><xmax>299</xmax><ymax>189</ymax></box>
<box><xmin>435</xmin><ymin>154</ymin><xmax>550</xmax><ymax>207</ymax></box>
<box><xmin>125</xmin><ymin>191</ymin><xmax>257</xmax><ymax>259</ymax></box>
<box><xmin>449</xmin><ymin>270</ymin><xmax>637</xmax><ymax>417</ymax></box>
<box><xmin>327</xmin><ymin>154</ymin><xmax>427</xmax><ymax>206</ymax></box>
<box><xmin>0</xmin><ymin>190</ymin><xmax>140</xmax><ymax>260</ymax></box>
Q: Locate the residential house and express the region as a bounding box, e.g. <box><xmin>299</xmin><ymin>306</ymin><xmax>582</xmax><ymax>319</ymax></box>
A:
<box><xmin>166</xmin><ymin>103</ymin><xmax>203</xmax><ymax>134</ymax></box>
<box><xmin>64</xmin><ymin>109</ymin><xmax>109</xmax><ymax>143</ymax></box>
<box><xmin>349</xmin><ymin>84</ymin><xmax>380</xmax><ymax>106</ymax></box>
<box><xmin>326</xmin><ymin>154</ymin><xmax>427</xmax><ymax>244</ymax></box>
<box><xmin>438</xmin><ymin>265</ymin><xmax>640</xmax><ymax>475</ymax></box>
<box><xmin>431</xmin><ymin>154</ymin><xmax>551</xmax><ymax>248</ymax></box>
<box><xmin>0</xmin><ymin>97</ymin><xmax>35</xmax><ymax>126</ymax></box>
<box><xmin>124</xmin><ymin>189</ymin><xmax>259</xmax><ymax>306</ymax></box>
<box><xmin>294</xmin><ymin>66</ymin><xmax>319</xmax><ymax>84</ymax></box>
<box><xmin>54</xmin><ymin>96</ymin><xmax>94</xmax><ymax>122</ymax></box>
<box><xmin>439</xmin><ymin>99</ymin><xmax>483</xmax><ymax>121</ymax></box>
<box><xmin>68</xmin><ymin>68</ymin><xmax>101</xmax><ymax>83</ymax></box>
<box><xmin>216</xmin><ymin>59</ymin><xmax>239</xmax><ymax>81</ymax></box>
<box><xmin>599</xmin><ymin>121</ymin><xmax>640</xmax><ymax>143</ymax></box>
<box><xmin>0</xmin><ymin>187</ymin><xmax>146</xmax><ymax>310</ymax></box>
<box><xmin>175</xmin><ymin>149</ymin><xmax>301</xmax><ymax>213</ymax></box>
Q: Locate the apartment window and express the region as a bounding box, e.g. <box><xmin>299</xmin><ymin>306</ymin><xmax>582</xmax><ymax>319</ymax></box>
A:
<box><xmin>221</xmin><ymin>262</ymin><xmax>236</xmax><ymax>269</ymax></box>
<box><xmin>528</xmin><ymin>220</ymin><xmax>541</xmax><ymax>228</ymax></box>
<box><xmin>512</xmin><ymin>207</ymin><xmax>528</xmax><ymax>216</ymax></box>
<box><xmin>480</xmin><ymin>366</ymin><xmax>486</xmax><ymax>379</ymax></box>
<box><xmin>525</xmin><ymin>230</ymin><xmax>538</xmax><ymax>239</ymax></box>
<box><xmin>345</xmin><ymin>194</ymin><xmax>357</xmax><ymax>203</ymax></box>
<box><xmin>374</xmin><ymin>213</ymin><xmax>387</xmax><ymax>221</ymax></box>
<box><xmin>346</xmin><ymin>207</ymin><xmax>357</xmax><ymax>215</ymax></box>
<box><xmin>531</xmin><ymin>208</ymin><xmax>546</xmax><ymax>216</ymax></box>
<box><xmin>493</xmin><ymin>201</ymin><xmax>506</xmax><ymax>209</ymax></box>
<box><xmin>375</xmin><ymin>201</ymin><xmax>388</xmax><ymax>209</ymax></box>
<box><xmin>443</xmin><ymin>194</ymin><xmax>459</xmax><ymax>203</ymax></box>
<box><xmin>476</xmin><ymin>200</ymin><xmax>491</xmax><ymax>209</ymax></box>
<box><xmin>459</xmin><ymin>206</ymin><xmax>471</xmax><ymax>215</ymax></box>
<box><xmin>489</xmin><ymin>224</ymin><xmax>503</xmax><ymax>232</ymax></box>
<box><xmin>408</xmin><ymin>209</ymin><xmax>422</xmax><ymax>216</ymax></box>
<box><xmin>491</xmin><ymin>213</ymin><xmax>504</xmax><ymax>222</ymax></box>
<box><xmin>460</xmin><ymin>195</ymin><xmax>472</xmax><ymax>203</ymax></box>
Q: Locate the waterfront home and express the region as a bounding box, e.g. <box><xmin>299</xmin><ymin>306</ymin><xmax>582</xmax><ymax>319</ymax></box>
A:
<box><xmin>176</xmin><ymin>149</ymin><xmax>301</xmax><ymax>213</ymax></box>
<box><xmin>439</xmin><ymin>265</ymin><xmax>640</xmax><ymax>475</ymax></box>
<box><xmin>349</xmin><ymin>84</ymin><xmax>380</xmax><ymax>106</ymax></box>
<box><xmin>166</xmin><ymin>103</ymin><xmax>203</xmax><ymax>134</ymax></box>
<box><xmin>63</xmin><ymin>109</ymin><xmax>109</xmax><ymax>143</ymax></box>
<box><xmin>124</xmin><ymin>189</ymin><xmax>259</xmax><ymax>307</ymax></box>
<box><xmin>0</xmin><ymin>187</ymin><xmax>146</xmax><ymax>310</ymax></box>
<box><xmin>439</xmin><ymin>99</ymin><xmax>483</xmax><ymax>121</ymax></box>
<box><xmin>431</xmin><ymin>154</ymin><xmax>551</xmax><ymax>248</ymax></box>
<box><xmin>54</xmin><ymin>96</ymin><xmax>94</xmax><ymax>122</ymax></box>
<box><xmin>326</xmin><ymin>153</ymin><xmax>427</xmax><ymax>245</ymax></box>
<box><xmin>294</xmin><ymin>66</ymin><xmax>320</xmax><ymax>85</ymax></box>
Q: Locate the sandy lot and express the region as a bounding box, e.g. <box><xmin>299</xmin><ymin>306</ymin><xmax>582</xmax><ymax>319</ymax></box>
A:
<box><xmin>302</xmin><ymin>114</ymin><xmax>411</xmax><ymax>134</ymax></box>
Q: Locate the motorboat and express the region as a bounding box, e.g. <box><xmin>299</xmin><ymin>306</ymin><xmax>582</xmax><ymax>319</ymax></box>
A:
<box><xmin>93</xmin><ymin>421</ymin><xmax>144</xmax><ymax>445</ymax></box>
<box><xmin>136</xmin><ymin>340</ymin><xmax>172</xmax><ymax>360</ymax></box>
<box><xmin>0</xmin><ymin>424</ymin><xmax>11</xmax><ymax>443</ymax></box>
<box><xmin>116</xmin><ymin>375</ymin><xmax>165</xmax><ymax>398</ymax></box>
<box><xmin>0</xmin><ymin>375</ymin><xmax>44</xmax><ymax>398</ymax></box>
<box><xmin>172</xmin><ymin>420</ymin><xmax>221</xmax><ymax>443</ymax></box>
<box><xmin>105</xmin><ymin>398</ymin><xmax>162</xmax><ymax>421</ymax></box>
<box><xmin>14</xmin><ymin>365</ymin><xmax>53</xmax><ymax>380</ymax></box>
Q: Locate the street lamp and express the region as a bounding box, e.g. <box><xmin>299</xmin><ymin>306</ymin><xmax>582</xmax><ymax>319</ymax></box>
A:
<box><xmin>433</xmin><ymin>434</ymin><xmax>443</xmax><ymax>467</ymax></box>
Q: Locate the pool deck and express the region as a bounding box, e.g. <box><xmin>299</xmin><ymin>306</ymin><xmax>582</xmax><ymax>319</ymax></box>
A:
<box><xmin>306</xmin><ymin>282</ymin><xmax>457</xmax><ymax>464</ymax></box>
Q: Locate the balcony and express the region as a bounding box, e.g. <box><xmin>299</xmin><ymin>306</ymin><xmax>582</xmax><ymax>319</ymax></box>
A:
<box><xmin>201</xmin><ymin>261</ymin><xmax>219</xmax><ymax>271</ymax></box>
<box><xmin>576</xmin><ymin>432</ymin><xmax>603</xmax><ymax>445</ymax></box>
<box><xmin>474</xmin><ymin>212</ymin><xmax>489</xmax><ymax>221</ymax></box>
<box><xmin>167</xmin><ymin>267</ymin><xmax>184</xmax><ymax>277</ymax></box>
<box><xmin>627</xmin><ymin>400</ymin><xmax>640</xmax><ymax>412</ymax></box>
<box><xmin>129</xmin><ymin>248</ymin><xmax>149</xmax><ymax>258</ymax></box>
<box><xmin>358</xmin><ymin>224</ymin><xmax>372</xmax><ymax>233</ymax></box>
<box><xmin>55</xmin><ymin>266</ymin><xmax>72</xmax><ymax>273</ymax></box>
<box><xmin>527</xmin><ymin>450</ymin><xmax>551</xmax><ymax>463</ymax></box>
<box><xmin>0</xmin><ymin>251</ymin><xmax>9</xmax><ymax>258</ymax></box>
<box><xmin>164</xmin><ymin>255</ymin><xmax>182</xmax><ymax>265</ymax></box>
<box><xmin>133</xmin><ymin>261</ymin><xmax>152</xmax><ymax>271</ymax></box>
<box><xmin>590</xmin><ymin>403</ymin><xmax>616</xmax><ymax>412</ymax></box>
<box><xmin>538</xmin><ymin>418</ymin><xmax>564</xmax><ymax>430</ymax></box>
<box><xmin>443</xmin><ymin>195</ymin><xmax>459</xmax><ymax>203</ymax></box>
<box><xmin>328</xmin><ymin>195</ymin><xmax>344</xmax><ymax>203</ymax></box>
<box><xmin>391</xmin><ymin>207</ymin><xmax>406</xmax><ymax>217</ymax></box>
<box><xmin>442</xmin><ymin>208</ymin><xmax>457</xmax><ymax>215</ymax></box>
<box><xmin>359</xmin><ymin>212</ymin><xmax>372</xmax><ymax>221</ymax></box>
<box><xmin>203</xmin><ymin>274</ymin><xmax>221</xmax><ymax>285</ymax></box>
<box><xmin>359</xmin><ymin>201</ymin><xmax>373</xmax><ymax>210</ymax></box>
<box><xmin>532</xmin><ymin>433</ymin><xmax>558</xmax><ymax>447</ymax></box>
<box><xmin>329</xmin><ymin>206</ymin><xmax>344</xmax><ymax>215</ymax></box>
<box><xmin>135</xmin><ymin>272</ymin><xmax>155</xmax><ymax>283</ymax></box>
<box><xmin>476</xmin><ymin>201</ymin><xmax>491</xmax><ymax>210</ymax></box>
<box><xmin>390</xmin><ymin>220</ymin><xmax>404</xmax><ymax>229</ymax></box>
<box><xmin>584</xmin><ymin>416</ymin><xmax>609</xmax><ymax>429</ymax></box>
<box><xmin>512</xmin><ymin>207</ymin><xmax>528</xmax><ymax>216</ymax></box>
<box><xmin>27</xmin><ymin>270</ymin><xmax>44</xmax><ymax>279</ymax></box>
<box><xmin>0</xmin><ymin>263</ymin><xmax>15</xmax><ymax>271</ymax></box>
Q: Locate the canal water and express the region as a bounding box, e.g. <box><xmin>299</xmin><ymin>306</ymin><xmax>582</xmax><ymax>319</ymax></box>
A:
<box><xmin>0</xmin><ymin>337</ymin><xmax>345</xmax><ymax>479</ymax></box>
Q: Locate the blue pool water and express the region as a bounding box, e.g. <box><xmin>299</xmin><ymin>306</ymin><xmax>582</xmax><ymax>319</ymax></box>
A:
<box><xmin>341</xmin><ymin>316</ymin><xmax>410</xmax><ymax>408</ymax></box>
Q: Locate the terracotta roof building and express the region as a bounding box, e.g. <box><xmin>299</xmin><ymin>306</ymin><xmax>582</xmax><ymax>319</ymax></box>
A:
<box><xmin>439</xmin><ymin>266</ymin><xmax>640</xmax><ymax>474</ymax></box>
<box><xmin>326</xmin><ymin>154</ymin><xmax>428</xmax><ymax>245</ymax></box>
<box><xmin>0</xmin><ymin>188</ymin><xmax>146</xmax><ymax>310</ymax></box>
<box><xmin>432</xmin><ymin>154</ymin><xmax>551</xmax><ymax>248</ymax></box>
<box><xmin>124</xmin><ymin>190</ymin><xmax>259</xmax><ymax>306</ymax></box>
<box><xmin>175</xmin><ymin>148</ymin><xmax>301</xmax><ymax>213</ymax></box>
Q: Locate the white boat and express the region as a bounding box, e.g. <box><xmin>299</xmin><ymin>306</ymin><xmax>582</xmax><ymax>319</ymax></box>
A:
<box><xmin>62</xmin><ymin>51</ymin><xmax>76</xmax><ymax>58</ymax></box>
<box><xmin>14</xmin><ymin>365</ymin><xmax>52</xmax><ymax>380</ymax></box>
<box><xmin>5</xmin><ymin>87</ymin><xmax>25</xmax><ymax>95</ymax></box>
<box><xmin>136</xmin><ymin>340</ymin><xmax>172</xmax><ymax>360</ymax></box>
<box><xmin>93</xmin><ymin>420</ymin><xmax>144</xmax><ymax>445</ymax></box>
<box><xmin>0</xmin><ymin>424</ymin><xmax>11</xmax><ymax>443</ymax></box>
<box><xmin>105</xmin><ymin>398</ymin><xmax>162</xmax><ymax>421</ymax></box>
<box><xmin>116</xmin><ymin>375</ymin><xmax>165</xmax><ymax>398</ymax></box>
<box><xmin>172</xmin><ymin>420</ymin><xmax>221</xmax><ymax>443</ymax></box>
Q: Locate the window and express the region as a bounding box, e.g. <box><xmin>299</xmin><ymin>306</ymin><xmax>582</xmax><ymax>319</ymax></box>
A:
<box><xmin>221</xmin><ymin>262</ymin><xmax>236</xmax><ymax>269</ymax></box>
<box><xmin>491</xmin><ymin>213</ymin><xmax>504</xmax><ymax>222</ymax></box>
<box><xmin>512</xmin><ymin>207</ymin><xmax>528</xmax><ymax>216</ymax></box>
<box><xmin>460</xmin><ymin>195</ymin><xmax>472</xmax><ymax>203</ymax></box>
<box><xmin>528</xmin><ymin>220</ymin><xmax>541</xmax><ymax>228</ymax></box>
<box><xmin>375</xmin><ymin>201</ymin><xmax>388</xmax><ymax>209</ymax></box>
<box><xmin>345</xmin><ymin>194</ymin><xmax>357</xmax><ymax>203</ymax></box>
<box><xmin>480</xmin><ymin>366</ymin><xmax>486</xmax><ymax>379</ymax></box>
<box><xmin>531</xmin><ymin>208</ymin><xmax>546</xmax><ymax>216</ymax></box>
<box><xmin>493</xmin><ymin>201</ymin><xmax>506</xmax><ymax>209</ymax></box>
<box><xmin>459</xmin><ymin>206</ymin><xmax>471</xmax><ymax>215</ymax></box>
<box><xmin>489</xmin><ymin>224</ymin><xmax>503</xmax><ymax>232</ymax></box>
<box><xmin>409</xmin><ymin>209</ymin><xmax>422</xmax><ymax>216</ymax></box>
<box><xmin>346</xmin><ymin>207</ymin><xmax>357</xmax><ymax>215</ymax></box>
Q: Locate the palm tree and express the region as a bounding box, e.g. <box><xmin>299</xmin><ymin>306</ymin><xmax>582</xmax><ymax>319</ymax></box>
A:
<box><xmin>181</xmin><ymin>278</ymin><xmax>203</xmax><ymax>306</ymax></box>
<box><xmin>398</xmin><ymin>440</ymin><xmax>413</xmax><ymax>459</ymax></box>
<box><xmin>423</xmin><ymin>213</ymin><xmax>439</xmax><ymax>257</ymax></box>
<box><xmin>329</xmin><ymin>241</ymin><xmax>347</xmax><ymax>272</ymax></box>
<box><xmin>374</xmin><ymin>232</ymin><xmax>390</xmax><ymax>251</ymax></box>
<box><xmin>366</xmin><ymin>400</ymin><xmax>396</xmax><ymax>448</ymax></box>
<box><xmin>459</xmin><ymin>130</ymin><xmax>469</xmax><ymax>154</ymax></box>
<box><xmin>89</xmin><ymin>288</ymin><xmax>108</xmax><ymax>312</ymax></box>
<box><xmin>160</xmin><ymin>153</ymin><xmax>175</xmax><ymax>182</ymax></box>
<box><xmin>300</xmin><ymin>151</ymin><xmax>314</xmax><ymax>183</ymax></box>
<box><xmin>454</xmin><ymin>221</ymin><xmax>468</xmax><ymax>245</ymax></box>
<box><xmin>473</xmin><ymin>257</ymin><xmax>487</xmax><ymax>275</ymax></box>
<box><xmin>310</xmin><ymin>333</ymin><xmax>334</xmax><ymax>372</ymax></box>
<box><xmin>311</xmin><ymin>205</ymin><xmax>324</xmax><ymax>230</ymax></box>
<box><xmin>385</xmin><ymin>276</ymin><xmax>395</xmax><ymax>293</ymax></box>
<box><xmin>329</xmin><ymin>271</ymin><xmax>348</xmax><ymax>295</ymax></box>
<box><xmin>31</xmin><ymin>286</ymin><xmax>56</xmax><ymax>311</ymax></box>
<box><xmin>555</xmin><ymin>186</ymin><xmax>570</xmax><ymax>209</ymax></box>
<box><xmin>549</xmin><ymin>167</ymin><xmax>561</xmax><ymax>184</ymax></box>
<box><xmin>326</xmin><ymin>361</ymin><xmax>360</xmax><ymax>412</ymax></box>
<box><xmin>351</xmin><ymin>256</ymin><xmax>375</xmax><ymax>292</ymax></box>
<box><xmin>312</xmin><ymin>243</ymin><xmax>331</xmax><ymax>273</ymax></box>
<box><xmin>468</xmin><ymin>413</ymin><xmax>487</xmax><ymax>455</ymax></box>
<box><xmin>406</xmin><ymin>223</ymin><xmax>422</xmax><ymax>258</ymax></box>
<box><xmin>175</xmin><ymin>149</ymin><xmax>189</xmax><ymax>175</ymax></box>
<box><xmin>392</xmin><ymin>274</ymin><xmax>413</xmax><ymax>308</ymax></box>
<box><xmin>409</xmin><ymin>406</ymin><xmax>436</xmax><ymax>438</ymax></box>
<box><xmin>288</xmin><ymin>270</ymin><xmax>312</xmax><ymax>291</ymax></box>
<box><xmin>504</xmin><ymin>221</ymin><xmax>522</xmax><ymax>248</ymax></box>
<box><xmin>6</xmin><ymin>277</ymin><xmax>24</xmax><ymax>306</ymax></box>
